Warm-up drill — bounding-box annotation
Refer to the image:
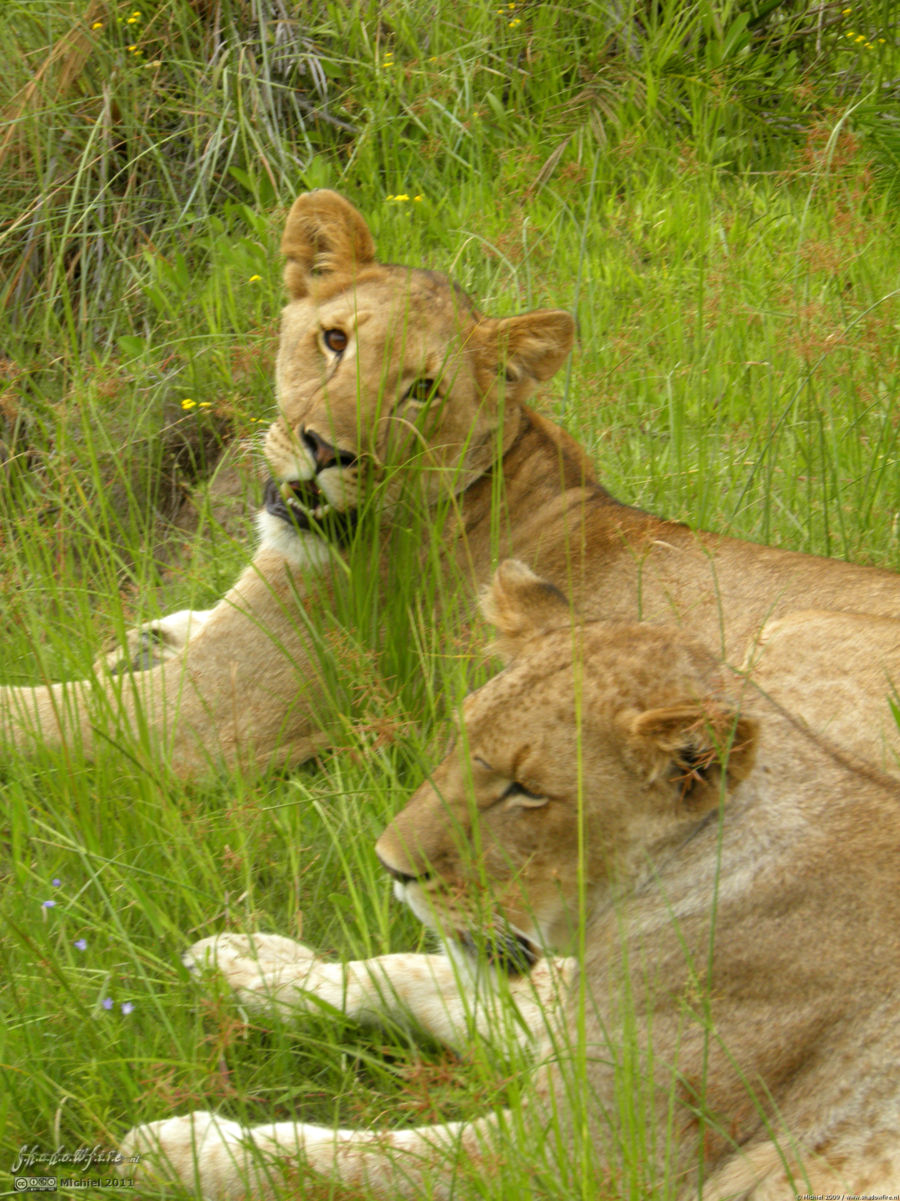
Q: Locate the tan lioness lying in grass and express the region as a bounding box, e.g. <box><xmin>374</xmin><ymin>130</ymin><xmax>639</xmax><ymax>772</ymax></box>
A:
<box><xmin>2</xmin><ymin>190</ymin><xmax>899</xmax><ymax>777</ymax></box>
<box><xmin>123</xmin><ymin>561</ymin><xmax>900</xmax><ymax>1198</ymax></box>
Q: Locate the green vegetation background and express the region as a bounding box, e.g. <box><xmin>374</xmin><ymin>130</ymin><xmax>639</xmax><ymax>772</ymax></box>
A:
<box><xmin>1</xmin><ymin>1</ymin><xmax>898</xmax><ymax>1196</ymax></box>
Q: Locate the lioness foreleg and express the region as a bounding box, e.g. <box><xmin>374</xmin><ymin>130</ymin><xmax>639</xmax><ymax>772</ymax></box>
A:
<box><xmin>0</xmin><ymin>543</ymin><xmax>333</xmax><ymax>773</ymax></box>
<box><xmin>186</xmin><ymin>932</ymin><xmax>572</xmax><ymax>1055</ymax></box>
<box><xmin>122</xmin><ymin>1108</ymin><xmax>502</xmax><ymax>1200</ymax></box>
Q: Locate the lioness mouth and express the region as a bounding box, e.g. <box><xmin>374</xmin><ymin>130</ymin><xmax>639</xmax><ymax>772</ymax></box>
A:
<box><xmin>456</xmin><ymin>927</ymin><xmax>540</xmax><ymax>978</ymax></box>
<box><xmin>263</xmin><ymin>476</ymin><xmax>357</xmax><ymax>545</ymax></box>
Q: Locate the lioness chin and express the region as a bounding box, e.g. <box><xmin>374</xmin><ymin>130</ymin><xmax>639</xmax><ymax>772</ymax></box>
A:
<box><xmin>123</xmin><ymin>560</ymin><xmax>900</xmax><ymax>1199</ymax></box>
<box><xmin>1</xmin><ymin>189</ymin><xmax>898</xmax><ymax>777</ymax></box>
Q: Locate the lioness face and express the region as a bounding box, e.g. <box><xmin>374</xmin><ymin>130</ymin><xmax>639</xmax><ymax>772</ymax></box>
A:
<box><xmin>376</xmin><ymin>561</ymin><xmax>757</xmax><ymax>972</ymax></box>
<box><xmin>265</xmin><ymin>269</ymin><xmax>498</xmax><ymax>538</ymax></box>
<box><xmin>257</xmin><ymin>192</ymin><xmax>574</xmax><ymax>551</ymax></box>
<box><xmin>377</xmin><ymin>629</ymin><xmax>597</xmax><ymax>968</ymax></box>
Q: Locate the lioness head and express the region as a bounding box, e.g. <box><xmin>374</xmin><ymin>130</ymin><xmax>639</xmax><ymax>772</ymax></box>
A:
<box><xmin>376</xmin><ymin>561</ymin><xmax>757</xmax><ymax>971</ymax></box>
<box><xmin>259</xmin><ymin>191</ymin><xmax>575</xmax><ymax>549</ymax></box>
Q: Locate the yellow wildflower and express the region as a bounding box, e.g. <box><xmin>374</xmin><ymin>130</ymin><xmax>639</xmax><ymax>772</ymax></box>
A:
<box><xmin>413</xmin><ymin>195</ymin><xmax>423</xmax><ymax>202</ymax></box>
<box><xmin>248</xmin><ymin>274</ymin><xmax>261</xmax><ymax>283</ymax></box>
<box><xmin>509</xmin><ymin>17</ymin><xmax>521</xmax><ymax>26</ymax></box>
<box><xmin>91</xmin><ymin>20</ymin><xmax>103</xmax><ymax>30</ymax></box>
<box><xmin>180</xmin><ymin>399</ymin><xmax>196</xmax><ymax>410</ymax></box>
<box><xmin>198</xmin><ymin>402</ymin><xmax>212</xmax><ymax>409</ymax></box>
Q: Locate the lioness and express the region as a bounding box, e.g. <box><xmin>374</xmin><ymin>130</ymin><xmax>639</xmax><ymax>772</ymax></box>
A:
<box><xmin>2</xmin><ymin>190</ymin><xmax>898</xmax><ymax>776</ymax></box>
<box><xmin>123</xmin><ymin>560</ymin><xmax>900</xmax><ymax>1198</ymax></box>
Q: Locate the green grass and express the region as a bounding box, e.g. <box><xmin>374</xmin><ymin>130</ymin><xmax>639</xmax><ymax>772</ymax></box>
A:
<box><xmin>1</xmin><ymin>0</ymin><xmax>899</xmax><ymax>1196</ymax></box>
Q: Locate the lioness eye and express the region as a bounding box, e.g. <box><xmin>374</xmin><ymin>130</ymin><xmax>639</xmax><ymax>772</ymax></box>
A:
<box><xmin>405</xmin><ymin>378</ymin><xmax>438</xmax><ymax>405</ymax></box>
<box><xmin>323</xmin><ymin>328</ymin><xmax>348</xmax><ymax>354</ymax></box>
<box><xmin>502</xmin><ymin>781</ymin><xmax>547</xmax><ymax>808</ymax></box>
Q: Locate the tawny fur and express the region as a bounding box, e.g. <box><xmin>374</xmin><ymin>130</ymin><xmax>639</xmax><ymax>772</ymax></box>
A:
<box><xmin>744</xmin><ymin>608</ymin><xmax>900</xmax><ymax>776</ymax></box>
<box><xmin>1</xmin><ymin>192</ymin><xmax>898</xmax><ymax>776</ymax></box>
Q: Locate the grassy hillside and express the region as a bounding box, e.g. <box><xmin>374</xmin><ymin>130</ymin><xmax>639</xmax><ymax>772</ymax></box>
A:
<box><xmin>1</xmin><ymin>1</ymin><xmax>898</xmax><ymax>1196</ymax></box>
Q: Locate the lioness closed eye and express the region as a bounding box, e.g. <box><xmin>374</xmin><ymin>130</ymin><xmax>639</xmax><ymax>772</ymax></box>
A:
<box><xmin>2</xmin><ymin>191</ymin><xmax>899</xmax><ymax>778</ymax></box>
<box><xmin>123</xmin><ymin>560</ymin><xmax>900</xmax><ymax>1199</ymax></box>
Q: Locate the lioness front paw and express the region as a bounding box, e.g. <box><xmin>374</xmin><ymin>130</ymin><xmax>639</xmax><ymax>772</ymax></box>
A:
<box><xmin>122</xmin><ymin>1111</ymin><xmax>264</xmax><ymax>1197</ymax></box>
<box><xmin>95</xmin><ymin>609</ymin><xmax>213</xmax><ymax>675</ymax></box>
<box><xmin>185</xmin><ymin>932</ymin><xmax>321</xmax><ymax>1016</ymax></box>
<box><xmin>123</xmin><ymin>1113</ymin><xmax>340</xmax><ymax>1198</ymax></box>
<box><xmin>95</xmin><ymin>627</ymin><xmax>172</xmax><ymax>675</ymax></box>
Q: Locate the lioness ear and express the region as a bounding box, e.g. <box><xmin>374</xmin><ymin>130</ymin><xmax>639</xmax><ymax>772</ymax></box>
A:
<box><xmin>282</xmin><ymin>190</ymin><xmax>376</xmax><ymax>299</ymax></box>
<box><xmin>473</xmin><ymin>310</ymin><xmax>575</xmax><ymax>385</ymax></box>
<box><xmin>480</xmin><ymin>559</ymin><xmax>572</xmax><ymax>660</ymax></box>
<box><xmin>620</xmin><ymin>702</ymin><xmax>758</xmax><ymax>809</ymax></box>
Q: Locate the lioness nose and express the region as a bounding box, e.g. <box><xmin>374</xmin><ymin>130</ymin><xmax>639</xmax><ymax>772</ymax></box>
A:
<box><xmin>301</xmin><ymin>428</ymin><xmax>356</xmax><ymax>472</ymax></box>
<box><xmin>375</xmin><ymin>849</ymin><xmax>430</xmax><ymax>886</ymax></box>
